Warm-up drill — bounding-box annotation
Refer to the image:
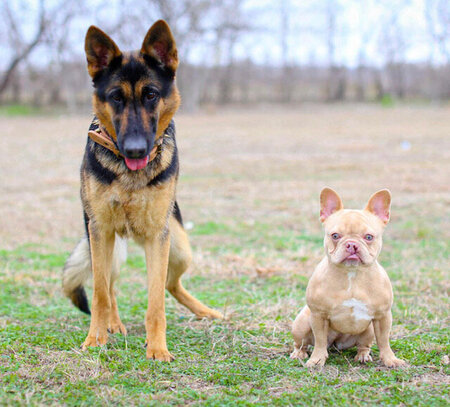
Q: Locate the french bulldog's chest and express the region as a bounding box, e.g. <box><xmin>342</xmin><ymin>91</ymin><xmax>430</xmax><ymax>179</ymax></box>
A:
<box><xmin>308</xmin><ymin>266</ymin><xmax>392</xmax><ymax>335</ymax></box>
<box><xmin>329</xmin><ymin>295</ymin><xmax>374</xmax><ymax>334</ymax></box>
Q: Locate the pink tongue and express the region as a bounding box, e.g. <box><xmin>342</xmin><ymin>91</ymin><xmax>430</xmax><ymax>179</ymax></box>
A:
<box><xmin>124</xmin><ymin>156</ymin><xmax>149</xmax><ymax>171</ymax></box>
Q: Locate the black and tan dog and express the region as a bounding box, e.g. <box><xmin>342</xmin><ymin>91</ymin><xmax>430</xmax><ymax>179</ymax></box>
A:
<box><xmin>62</xmin><ymin>20</ymin><xmax>222</xmax><ymax>362</ymax></box>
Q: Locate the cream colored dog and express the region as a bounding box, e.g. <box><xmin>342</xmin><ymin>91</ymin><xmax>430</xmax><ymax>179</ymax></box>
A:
<box><xmin>290</xmin><ymin>188</ymin><xmax>405</xmax><ymax>368</ymax></box>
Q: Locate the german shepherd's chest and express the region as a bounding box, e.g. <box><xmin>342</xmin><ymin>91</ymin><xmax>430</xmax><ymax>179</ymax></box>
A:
<box><xmin>85</xmin><ymin>175</ymin><xmax>176</xmax><ymax>241</ymax></box>
<box><xmin>80</xmin><ymin>118</ymin><xmax>179</xmax><ymax>241</ymax></box>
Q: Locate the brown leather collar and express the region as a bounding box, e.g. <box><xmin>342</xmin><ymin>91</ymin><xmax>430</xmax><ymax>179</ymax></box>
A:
<box><xmin>88</xmin><ymin>126</ymin><xmax>163</xmax><ymax>162</ymax></box>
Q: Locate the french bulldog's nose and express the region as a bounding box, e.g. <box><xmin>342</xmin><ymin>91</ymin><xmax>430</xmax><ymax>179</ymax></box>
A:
<box><xmin>346</xmin><ymin>241</ymin><xmax>359</xmax><ymax>254</ymax></box>
<box><xmin>123</xmin><ymin>138</ymin><xmax>147</xmax><ymax>158</ymax></box>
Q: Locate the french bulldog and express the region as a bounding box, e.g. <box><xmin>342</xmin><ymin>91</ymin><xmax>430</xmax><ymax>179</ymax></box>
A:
<box><xmin>290</xmin><ymin>188</ymin><xmax>405</xmax><ymax>368</ymax></box>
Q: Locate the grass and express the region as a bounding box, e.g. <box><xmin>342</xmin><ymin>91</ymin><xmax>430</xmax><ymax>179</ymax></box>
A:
<box><xmin>0</xmin><ymin>104</ymin><xmax>43</xmax><ymax>117</ymax></box>
<box><xmin>0</xmin><ymin>105</ymin><xmax>449</xmax><ymax>405</ymax></box>
<box><xmin>0</xmin><ymin>221</ymin><xmax>448</xmax><ymax>406</ymax></box>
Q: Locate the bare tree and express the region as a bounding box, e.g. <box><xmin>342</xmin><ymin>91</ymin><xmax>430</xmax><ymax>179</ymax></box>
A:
<box><xmin>378</xmin><ymin>4</ymin><xmax>409</xmax><ymax>99</ymax></box>
<box><xmin>323</xmin><ymin>0</ymin><xmax>347</xmax><ymax>102</ymax></box>
<box><xmin>0</xmin><ymin>0</ymin><xmax>46</xmax><ymax>99</ymax></box>
<box><xmin>425</xmin><ymin>0</ymin><xmax>450</xmax><ymax>62</ymax></box>
<box><xmin>0</xmin><ymin>0</ymin><xmax>83</xmax><ymax>102</ymax></box>
<box><xmin>213</xmin><ymin>0</ymin><xmax>253</xmax><ymax>104</ymax></box>
<box><xmin>279</xmin><ymin>0</ymin><xmax>295</xmax><ymax>103</ymax></box>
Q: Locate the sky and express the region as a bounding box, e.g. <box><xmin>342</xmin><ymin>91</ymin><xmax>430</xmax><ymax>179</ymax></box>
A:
<box><xmin>0</xmin><ymin>0</ymin><xmax>448</xmax><ymax>70</ymax></box>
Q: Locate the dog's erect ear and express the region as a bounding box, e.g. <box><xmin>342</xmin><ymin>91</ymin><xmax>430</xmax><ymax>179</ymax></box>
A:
<box><xmin>365</xmin><ymin>189</ymin><xmax>391</xmax><ymax>224</ymax></box>
<box><xmin>85</xmin><ymin>26</ymin><xmax>122</xmax><ymax>78</ymax></box>
<box><xmin>140</xmin><ymin>20</ymin><xmax>178</xmax><ymax>72</ymax></box>
<box><xmin>320</xmin><ymin>188</ymin><xmax>343</xmax><ymax>222</ymax></box>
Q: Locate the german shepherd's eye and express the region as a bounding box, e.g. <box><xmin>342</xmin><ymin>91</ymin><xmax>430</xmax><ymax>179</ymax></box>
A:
<box><xmin>108</xmin><ymin>90</ymin><xmax>123</xmax><ymax>104</ymax></box>
<box><xmin>143</xmin><ymin>89</ymin><xmax>159</xmax><ymax>102</ymax></box>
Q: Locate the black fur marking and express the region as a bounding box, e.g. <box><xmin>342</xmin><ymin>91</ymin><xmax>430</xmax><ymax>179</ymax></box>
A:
<box><xmin>147</xmin><ymin>143</ymin><xmax>179</xmax><ymax>187</ymax></box>
<box><xmin>72</xmin><ymin>285</ymin><xmax>91</xmax><ymax>315</ymax></box>
<box><xmin>142</xmin><ymin>54</ymin><xmax>174</xmax><ymax>96</ymax></box>
<box><xmin>173</xmin><ymin>201</ymin><xmax>183</xmax><ymax>225</ymax></box>
<box><xmin>89</xmin><ymin>120</ymin><xmax>98</xmax><ymax>131</ymax></box>
<box><xmin>165</xmin><ymin>120</ymin><xmax>175</xmax><ymax>137</ymax></box>
<box><xmin>85</xmin><ymin>139</ymin><xmax>117</xmax><ymax>185</ymax></box>
<box><xmin>92</xmin><ymin>55</ymin><xmax>124</xmax><ymax>90</ymax></box>
<box><xmin>151</xmin><ymin>117</ymin><xmax>157</xmax><ymax>133</ymax></box>
<box><xmin>118</xmin><ymin>58</ymin><xmax>150</xmax><ymax>86</ymax></box>
<box><xmin>83</xmin><ymin>210</ymin><xmax>90</xmax><ymax>238</ymax></box>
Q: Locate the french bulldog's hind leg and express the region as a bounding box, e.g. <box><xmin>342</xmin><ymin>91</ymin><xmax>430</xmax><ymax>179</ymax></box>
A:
<box><xmin>291</xmin><ymin>305</ymin><xmax>313</xmax><ymax>359</ymax></box>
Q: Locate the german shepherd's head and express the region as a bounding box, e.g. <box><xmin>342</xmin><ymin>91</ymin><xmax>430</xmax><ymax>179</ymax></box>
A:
<box><xmin>85</xmin><ymin>20</ymin><xmax>180</xmax><ymax>170</ymax></box>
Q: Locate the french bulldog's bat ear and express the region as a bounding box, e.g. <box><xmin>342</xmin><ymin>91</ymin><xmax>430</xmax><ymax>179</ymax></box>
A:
<box><xmin>141</xmin><ymin>20</ymin><xmax>178</xmax><ymax>72</ymax></box>
<box><xmin>365</xmin><ymin>189</ymin><xmax>391</xmax><ymax>224</ymax></box>
<box><xmin>85</xmin><ymin>26</ymin><xmax>122</xmax><ymax>78</ymax></box>
<box><xmin>320</xmin><ymin>187</ymin><xmax>343</xmax><ymax>222</ymax></box>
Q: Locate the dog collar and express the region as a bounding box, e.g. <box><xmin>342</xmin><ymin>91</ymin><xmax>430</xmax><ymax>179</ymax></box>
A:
<box><xmin>88</xmin><ymin>125</ymin><xmax>164</xmax><ymax>163</ymax></box>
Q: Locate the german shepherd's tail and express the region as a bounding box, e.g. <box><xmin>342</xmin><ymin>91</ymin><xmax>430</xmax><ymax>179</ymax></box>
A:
<box><xmin>62</xmin><ymin>235</ymin><xmax>127</xmax><ymax>314</ymax></box>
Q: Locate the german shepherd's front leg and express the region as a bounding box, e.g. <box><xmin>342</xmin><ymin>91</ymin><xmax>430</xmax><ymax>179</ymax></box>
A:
<box><xmin>144</xmin><ymin>232</ymin><xmax>174</xmax><ymax>362</ymax></box>
<box><xmin>81</xmin><ymin>225</ymin><xmax>114</xmax><ymax>349</ymax></box>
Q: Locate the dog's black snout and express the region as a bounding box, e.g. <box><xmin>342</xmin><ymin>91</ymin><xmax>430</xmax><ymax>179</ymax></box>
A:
<box><xmin>123</xmin><ymin>138</ymin><xmax>147</xmax><ymax>158</ymax></box>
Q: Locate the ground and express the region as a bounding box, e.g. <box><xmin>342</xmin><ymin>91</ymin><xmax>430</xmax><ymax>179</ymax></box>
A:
<box><xmin>0</xmin><ymin>104</ymin><xmax>449</xmax><ymax>406</ymax></box>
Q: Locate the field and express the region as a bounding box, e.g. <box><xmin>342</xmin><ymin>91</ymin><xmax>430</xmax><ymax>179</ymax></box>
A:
<box><xmin>0</xmin><ymin>105</ymin><xmax>449</xmax><ymax>406</ymax></box>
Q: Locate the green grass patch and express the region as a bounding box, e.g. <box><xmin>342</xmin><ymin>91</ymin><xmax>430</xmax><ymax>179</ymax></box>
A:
<box><xmin>0</xmin><ymin>104</ymin><xmax>43</xmax><ymax>116</ymax></box>
<box><xmin>0</xmin><ymin>227</ymin><xmax>448</xmax><ymax>405</ymax></box>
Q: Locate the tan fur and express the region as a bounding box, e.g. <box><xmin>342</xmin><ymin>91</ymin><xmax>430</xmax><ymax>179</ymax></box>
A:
<box><xmin>291</xmin><ymin>188</ymin><xmax>406</xmax><ymax>368</ymax></box>
<box><xmin>77</xmin><ymin>21</ymin><xmax>222</xmax><ymax>362</ymax></box>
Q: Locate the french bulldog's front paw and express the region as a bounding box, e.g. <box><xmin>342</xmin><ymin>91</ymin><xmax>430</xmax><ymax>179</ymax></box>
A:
<box><xmin>146</xmin><ymin>346</ymin><xmax>174</xmax><ymax>362</ymax></box>
<box><xmin>290</xmin><ymin>348</ymin><xmax>309</xmax><ymax>360</ymax></box>
<box><xmin>81</xmin><ymin>333</ymin><xmax>108</xmax><ymax>350</ymax></box>
<box><xmin>306</xmin><ymin>351</ymin><xmax>328</xmax><ymax>367</ymax></box>
<box><xmin>355</xmin><ymin>350</ymin><xmax>372</xmax><ymax>364</ymax></box>
<box><xmin>380</xmin><ymin>354</ymin><xmax>406</xmax><ymax>368</ymax></box>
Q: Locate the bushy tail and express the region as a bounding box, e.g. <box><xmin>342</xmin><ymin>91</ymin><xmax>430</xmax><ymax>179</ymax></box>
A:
<box><xmin>62</xmin><ymin>235</ymin><xmax>127</xmax><ymax>314</ymax></box>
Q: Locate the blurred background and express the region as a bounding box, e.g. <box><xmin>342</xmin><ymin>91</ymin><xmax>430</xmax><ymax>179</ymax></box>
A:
<box><xmin>1</xmin><ymin>0</ymin><xmax>449</xmax><ymax>112</ymax></box>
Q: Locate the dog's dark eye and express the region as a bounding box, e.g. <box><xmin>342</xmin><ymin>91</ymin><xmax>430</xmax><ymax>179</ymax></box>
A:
<box><xmin>331</xmin><ymin>233</ymin><xmax>341</xmax><ymax>240</ymax></box>
<box><xmin>364</xmin><ymin>234</ymin><xmax>374</xmax><ymax>241</ymax></box>
<box><xmin>144</xmin><ymin>90</ymin><xmax>159</xmax><ymax>101</ymax></box>
<box><xmin>110</xmin><ymin>92</ymin><xmax>123</xmax><ymax>103</ymax></box>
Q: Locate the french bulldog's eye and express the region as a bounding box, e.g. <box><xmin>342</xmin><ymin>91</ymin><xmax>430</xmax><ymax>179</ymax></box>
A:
<box><xmin>331</xmin><ymin>233</ymin><xmax>341</xmax><ymax>240</ymax></box>
<box><xmin>364</xmin><ymin>234</ymin><xmax>374</xmax><ymax>241</ymax></box>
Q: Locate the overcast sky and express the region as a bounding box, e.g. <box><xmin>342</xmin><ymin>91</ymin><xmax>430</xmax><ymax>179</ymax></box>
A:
<box><xmin>1</xmin><ymin>0</ymin><xmax>448</xmax><ymax>70</ymax></box>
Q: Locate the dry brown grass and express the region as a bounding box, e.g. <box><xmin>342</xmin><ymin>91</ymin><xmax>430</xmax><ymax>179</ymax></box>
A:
<box><xmin>1</xmin><ymin>104</ymin><xmax>449</xmax><ymax>252</ymax></box>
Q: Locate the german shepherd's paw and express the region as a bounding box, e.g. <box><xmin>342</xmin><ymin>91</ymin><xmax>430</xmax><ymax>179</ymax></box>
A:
<box><xmin>81</xmin><ymin>333</ymin><xmax>108</xmax><ymax>350</ymax></box>
<box><xmin>146</xmin><ymin>348</ymin><xmax>175</xmax><ymax>362</ymax></box>
<box><xmin>195</xmin><ymin>308</ymin><xmax>224</xmax><ymax>320</ymax></box>
<box><xmin>108</xmin><ymin>320</ymin><xmax>127</xmax><ymax>335</ymax></box>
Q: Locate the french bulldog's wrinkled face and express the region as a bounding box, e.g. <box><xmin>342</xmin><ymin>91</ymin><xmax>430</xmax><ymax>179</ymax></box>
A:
<box><xmin>319</xmin><ymin>188</ymin><xmax>391</xmax><ymax>267</ymax></box>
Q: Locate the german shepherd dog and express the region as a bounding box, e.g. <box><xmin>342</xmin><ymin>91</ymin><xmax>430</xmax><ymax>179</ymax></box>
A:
<box><xmin>62</xmin><ymin>20</ymin><xmax>222</xmax><ymax>362</ymax></box>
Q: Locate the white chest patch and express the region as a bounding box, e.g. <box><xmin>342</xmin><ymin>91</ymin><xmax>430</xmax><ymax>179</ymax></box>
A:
<box><xmin>342</xmin><ymin>298</ymin><xmax>372</xmax><ymax>321</ymax></box>
<box><xmin>347</xmin><ymin>271</ymin><xmax>356</xmax><ymax>292</ymax></box>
